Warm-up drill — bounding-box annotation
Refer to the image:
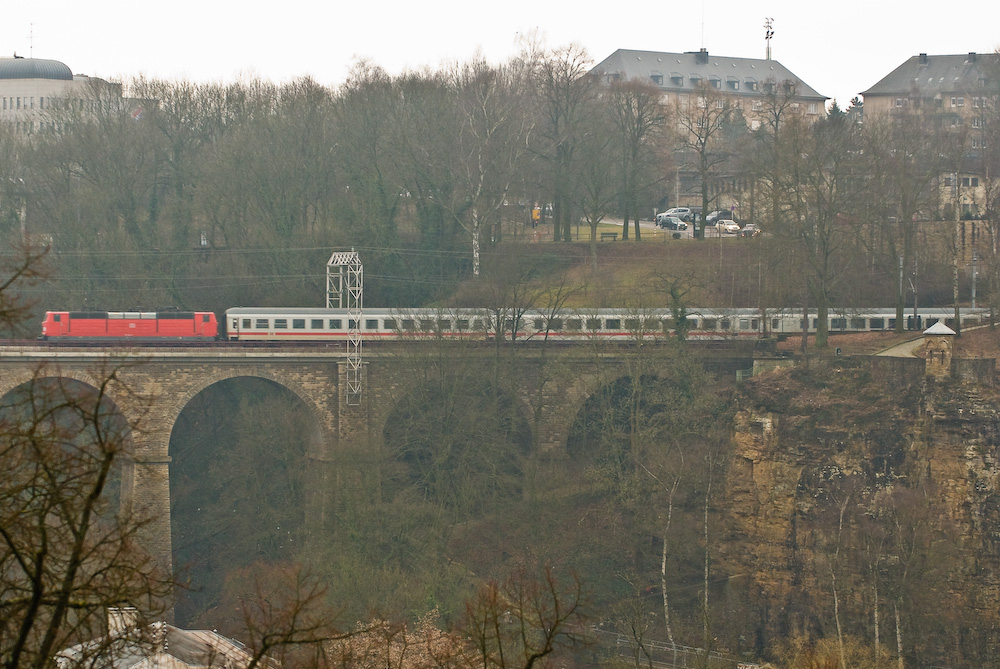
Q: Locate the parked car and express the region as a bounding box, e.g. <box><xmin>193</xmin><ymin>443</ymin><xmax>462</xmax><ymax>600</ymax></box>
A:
<box><xmin>658</xmin><ymin>215</ymin><xmax>687</xmax><ymax>230</ymax></box>
<box><xmin>738</xmin><ymin>223</ymin><xmax>761</xmax><ymax>237</ymax></box>
<box><xmin>720</xmin><ymin>220</ymin><xmax>741</xmax><ymax>234</ymax></box>
<box><xmin>664</xmin><ymin>207</ymin><xmax>693</xmax><ymax>222</ymax></box>
<box><xmin>705</xmin><ymin>210</ymin><xmax>735</xmax><ymax>225</ymax></box>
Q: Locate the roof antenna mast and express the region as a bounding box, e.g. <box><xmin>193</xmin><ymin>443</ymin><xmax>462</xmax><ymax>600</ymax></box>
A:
<box><xmin>764</xmin><ymin>17</ymin><xmax>774</xmax><ymax>61</ymax></box>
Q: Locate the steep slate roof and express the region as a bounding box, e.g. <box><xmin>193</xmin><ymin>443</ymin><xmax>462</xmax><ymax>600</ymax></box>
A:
<box><xmin>592</xmin><ymin>48</ymin><xmax>827</xmax><ymax>101</ymax></box>
<box><xmin>862</xmin><ymin>52</ymin><xmax>998</xmax><ymax>97</ymax></box>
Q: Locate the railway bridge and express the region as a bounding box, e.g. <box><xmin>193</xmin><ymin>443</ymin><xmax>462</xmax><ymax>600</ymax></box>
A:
<box><xmin>0</xmin><ymin>342</ymin><xmax>754</xmax><ymax>591</ymax></box>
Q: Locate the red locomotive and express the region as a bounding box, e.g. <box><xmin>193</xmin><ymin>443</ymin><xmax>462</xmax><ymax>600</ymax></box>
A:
<box><xmin>41</xmin><ymin>310</ymin><xmax>218</xmax><ymax>341</ymax></box>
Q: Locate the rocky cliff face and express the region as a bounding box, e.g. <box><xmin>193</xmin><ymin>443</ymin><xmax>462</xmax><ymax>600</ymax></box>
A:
<box><xmin>723</xmin><ymin>357</ymin><xmax>1000</xmax><ymax>663</ymax></box>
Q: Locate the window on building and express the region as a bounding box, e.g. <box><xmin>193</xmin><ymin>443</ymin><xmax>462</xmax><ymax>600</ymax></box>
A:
<box><xmin>895</xmin><ymin>98</ymin><xmax>904</xmax><ymax>107</ymax></box>
<box><xmin>808</xmin><ymin>103</ymin><xmax>819</xmax><ymax>114</ymax></box>
<box><xmin>952</xmin><ymin>97</ymin><xmax>964</xmax><ymax>107</ymax></box>
<box><xmin>650</xmin><ymin>73</ymin><xmax>663</xmax><ymax>85</ymax></box>
<box><xmin>752</xmin><ymin>100</ymin><xmax>762</xmax><ymax>111</ymax></box>
<box><xmin>715</xmin><ymin>99</ymin><xmax>724</xmax><ymax>109</ymax></box>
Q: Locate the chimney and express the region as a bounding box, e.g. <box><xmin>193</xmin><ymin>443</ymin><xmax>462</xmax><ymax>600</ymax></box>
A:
<box><xmin>918</xmin><ymin>53</ymin><xmax>928</xmax><ymax>65</ymax></box>
<box><xmin>968</xmin><ymin>52</ymin><xmax>977</xmax><ymax>63</ymax></box>
<box><xmin>696</xmin><ymin>48</ymin><xmax>709</xmax><ymax>64</ymax></box>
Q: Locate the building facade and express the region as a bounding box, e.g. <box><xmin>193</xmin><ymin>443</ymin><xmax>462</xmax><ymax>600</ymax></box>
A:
<box><xmin>591</xmin><ymin>48</ymin><xmax>827</xmax><ymax>216</ymax></box>
<box><xmin>592</xmin><ymin>48</ymin><xmax>828</xmax><ymax>128</ymax></box>
<box><xmin>0</xmin><ymin>54</ymin><xmax>119</xmax><ymax>135</ymax></box>
<box><xmin>863</xmin><ymin>52</ymin><xmax>999</xmax><ymax>221</ymax></box>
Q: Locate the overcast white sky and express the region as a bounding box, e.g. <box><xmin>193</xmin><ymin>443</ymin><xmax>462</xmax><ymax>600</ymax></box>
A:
<box><xmin>4</xmin><ymin>0</ymin><xmax>1000</xmax><ymax>108</ymax></box>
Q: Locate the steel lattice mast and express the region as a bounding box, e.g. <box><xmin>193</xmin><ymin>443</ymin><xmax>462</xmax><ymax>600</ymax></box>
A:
<box><xmin>327</xmin><ymin>250</ymin><xmax>363</xmax><ymax>405</ymax></box>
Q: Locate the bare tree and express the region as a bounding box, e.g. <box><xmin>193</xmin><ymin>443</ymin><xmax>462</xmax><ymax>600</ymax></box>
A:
<box><xmin>606</xmin><ymin>80</ymin><xmax>668</xmax><ymax>241</ymax></box>
<box><xmin>526</xmin><ymin>43</ymin><xmax>596</xmax><ymax>242</ymax></box>
<box><xmin>462</xmin><ymin>562</ymin><xmax>587</xmax><ymax>669</ymax></box>
<box><xmin>0</xmin><ymin>364</ymin><xmax>173</xmax><ymax>669</ymax></box>
<box><xmin>673</xmin><ymin>82</ymin><xmax>739</xmax><ymax>240</ymax></box>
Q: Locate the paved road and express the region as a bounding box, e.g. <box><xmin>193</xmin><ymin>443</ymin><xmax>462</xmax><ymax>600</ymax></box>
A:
<box><xmin>875</xmin><ymin>338</ymin><xmax>922</xmax><ymax>357</ymax></box>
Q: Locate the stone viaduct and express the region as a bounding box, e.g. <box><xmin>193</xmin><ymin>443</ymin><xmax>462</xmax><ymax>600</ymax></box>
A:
<box><xmin>1</xmin><ymin>343</ymin><xmax>751</xmax><ymax>584</ymax></box>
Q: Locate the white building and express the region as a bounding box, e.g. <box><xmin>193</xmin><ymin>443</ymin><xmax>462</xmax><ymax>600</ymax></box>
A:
<box><xmin>0</xmin><ymin>54</ymin><xmax>119</xmax><ymax>135</ymax></box>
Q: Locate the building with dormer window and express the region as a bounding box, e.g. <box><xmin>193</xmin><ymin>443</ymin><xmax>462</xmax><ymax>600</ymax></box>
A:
<box><xmin>592</xmin><ymin>48</ymin><xmax>828</xmax><ymax>129</ymax></box>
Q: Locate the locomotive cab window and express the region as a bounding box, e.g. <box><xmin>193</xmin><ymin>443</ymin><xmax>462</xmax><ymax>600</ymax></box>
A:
<box><xmin>203</xmin><ymin>314</ymin><xmax>211</xmax><ymax>323</ymax></box>
<box><xmin>53</xmin><ymin>314</ymin><xmax>61</xmax><ymax>322</ymax></box>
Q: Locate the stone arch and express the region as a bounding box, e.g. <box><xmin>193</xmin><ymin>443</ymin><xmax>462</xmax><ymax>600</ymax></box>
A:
<box><xmin>528</xmin><ymin>368</ymin><xmax>621</xmax><ymax>456</ymax></box>
<box><xmin>157</xmin><ymin>366</ymin><xmax>335</xmax><ymax>461</ymax></box>
<box><xmin>0</xmin><ymin>366</ymin><xmax>140</xmax><ymax>454</ymax></box>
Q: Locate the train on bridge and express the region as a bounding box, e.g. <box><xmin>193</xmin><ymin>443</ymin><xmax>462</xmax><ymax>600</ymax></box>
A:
<box><xmin>39</xmin><ymin>306</ymin><xmax>988</xmax><ymax>343</ymax></box>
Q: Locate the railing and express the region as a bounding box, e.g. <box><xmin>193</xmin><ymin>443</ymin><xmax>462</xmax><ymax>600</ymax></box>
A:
<box><xmin>591</xmin><ymin>628</ymin><xmax>743</xmax><ymax>668</ymax></box>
